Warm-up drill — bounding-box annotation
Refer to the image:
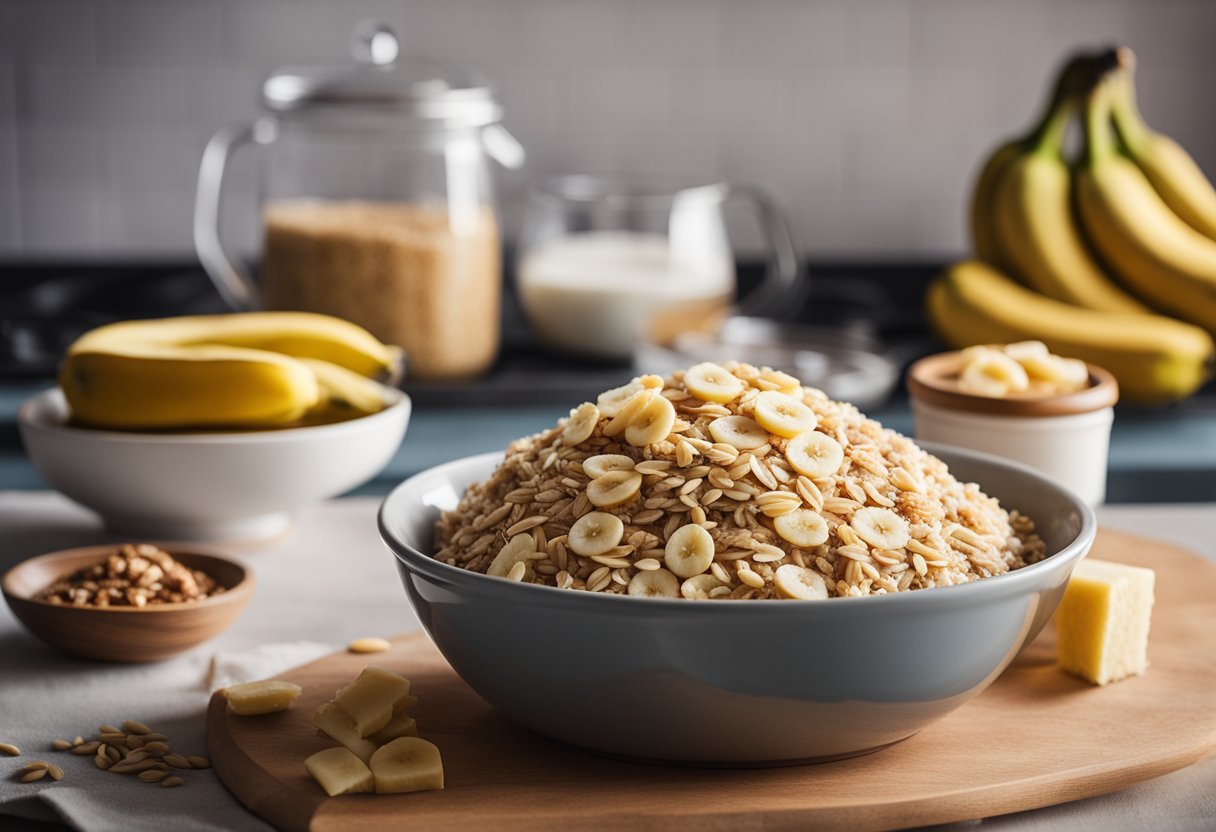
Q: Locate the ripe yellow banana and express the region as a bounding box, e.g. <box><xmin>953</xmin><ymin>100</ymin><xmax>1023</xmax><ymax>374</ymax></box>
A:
<box><xmin>970</xmin><ymin>51</ymin><xmax>1116</xmax><ymax>275</ymax></box>
<box><xmin>70</xmin><ymin>312</ymin><xmax>403</xmax><ymax>381</ymax></box>
<box><xmin>1110</xmin><ymin>60</ymin><xmax>1216</xmax><ymax>241</ymax></box>
<box><xmin>1076</xmin><ymin>82</ymin><xmax>1216</xmax><ymax>334</ymax></box>
<box><xmin>62</xmin><ymin>345</ymin><xmax>320</xmax><ymax>430</ymax></box>
<box><xmin>298</xmin><ymin>358</ymin><xmax>389</xmax><ymax>426</ymax></box>
<box><xmin>927</xmin><ymin>261</ymin><xmax>1213</xmax><ymax>404</ymax></box>
<box><xmin>61</xmin><ymin>312</ymin><xmax>400</xmax><ymax>430</ymax></box>
<box><xmin>970</xmin><ymin>141</ymin><xmax>1020</xmax><ymax>271</ymax></box>
<box><xmin>993</xmin><ymin>97</ymin><xmax>1148</xmax><ymax>313</ymax></box>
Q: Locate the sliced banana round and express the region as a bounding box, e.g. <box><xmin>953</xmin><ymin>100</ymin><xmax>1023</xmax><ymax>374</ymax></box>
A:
<box><xmin>582</xmin><ymin>454</ymin><xmax>636</xmax><ymax>479</ymax></box>
<box><xmin>1003</xmin><ymin>340</ymin><xmax>1050</xmax><ymax>361</ymax></box>
<box><xmin>561</xmin><ymin>402</ymin><xmax>600</xmax><ymax>445</ymax></box>
<box><xmin>1058</xmin><ymin>357</ymin><xmax>1090</xmax><ymax>389</ymax></box>
<box><xmin>707</xmin><ymin>415</ymin><xmax>769</xmax><ymax>450</ymax></box>
<box><xmin>568</xmin><ymin>511</ymin><xmax>625</xmax><ymax>557</ymax></box>
<box><xmin>761</xmin><ymin>369</ymin><xmax>802</xmax><ymax>394</ymax></box>
<box><xmin>627</xmin><ymin>568</ymin><xmax>680</xmax><ymax>598</ymax></box>
<box><xmin>597</xmin><ymin>379</ymin><xmax>644</xmax><ymax>417</ymax></box>
<box><xmin>684</xmin><ymin>362</ymin><xmax>745</xmax><ymax>404</ymax></box>
<box><xmin>959</xmin><ymin>350</ymin><xmax>1029</xmax><ymax>397</ymax></box>
<box><xmin>664</xmin><ymin>523</ymin><xmax>715</xmax><ymax>578</ymax></box>
<box><xmin>785</xmin><ymin>430</ymin><xmax>844</xmax><ymax>478</ymax></box>
<box><xmin>773</xmin><ymin>564</ymin><xmax>829</xmax><ymax>600</ymax></box>
<box><xmin>487</xmin><ymin>534</ymin><xmax>542</xmax><ymax>578</ymax></box>
<box><xmin>773</xmin><ymin>508</ymin><xmax>829</xmax><ymax>548</ymax></box>
<box><xmin>625</xmin><ymin>394</ymin><xmax>676</xmax><ymax>447</ymax></box>
<box><xmin>752</xmin><ymin>390</ymin><xmax>817</xmax><ymax>439</ymax></box>
<box><xmin>851</xmin><ymin>506</ymin><xmax>910</xmax><ymax>550</ymax></box>
<box><xmin>602</xmin><ymin>389</ymin><xmax>655</xmax><ymax>437</ymax></box>
<box><xmin>960</xmin><ymin>344</ymin><xmax>1001</xmax><ymax>362</ymax></box>
<box><xmin>680</xmin><ymin>573</ymin><xmax>726</xmax><ymax>599</ymax></box>
<box><xmin>586</xmin><ymin>470</ymin><xmax>643</xmax><ymax>508</ymax></box>
<box><xmin>1013</xmin><ymin>352</ymin><xmax>1069</xmax><ymax>384</ymax></box>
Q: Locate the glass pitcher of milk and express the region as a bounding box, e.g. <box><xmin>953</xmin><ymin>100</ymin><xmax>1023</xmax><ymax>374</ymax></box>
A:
<box><xmin>517</xmin><ymin>176</ymin><xmax>800</xmax><ymax>359</ymax></box>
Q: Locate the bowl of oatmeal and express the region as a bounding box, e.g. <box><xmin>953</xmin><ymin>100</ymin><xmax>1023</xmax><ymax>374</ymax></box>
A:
<box><xmin>378</xmin><ymin>363</ymin><xmax>1095</xmax><ymax>763</ymax></box>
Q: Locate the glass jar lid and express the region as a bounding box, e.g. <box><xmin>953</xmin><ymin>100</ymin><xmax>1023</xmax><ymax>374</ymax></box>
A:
<box><xmin>261</xmin><ymin>20</ymin><xmax>502</xmax><ymax>126</ymax></box>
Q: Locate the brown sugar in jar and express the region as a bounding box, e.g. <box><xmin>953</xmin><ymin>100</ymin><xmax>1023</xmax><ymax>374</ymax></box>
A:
<box><xmin>261</xmin><ymin>200</ymin><xmax>501</xmax><ymax>380</ymax></box>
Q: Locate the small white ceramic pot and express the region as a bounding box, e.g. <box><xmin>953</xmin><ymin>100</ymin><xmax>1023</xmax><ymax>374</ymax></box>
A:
<box><xmin>908</xmin><ymin>353</ymin><xmax>1118</xmax><ymax>506</ymax></box>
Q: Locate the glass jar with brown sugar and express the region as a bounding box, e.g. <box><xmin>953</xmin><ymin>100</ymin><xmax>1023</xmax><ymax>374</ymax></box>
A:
<box><xmin>195</xmin><ymin>20</ymin><xmax>524</xmax><ymax>380</ymax></box>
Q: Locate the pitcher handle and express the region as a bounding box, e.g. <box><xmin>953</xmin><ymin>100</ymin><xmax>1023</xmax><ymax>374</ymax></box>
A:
<box><xmin>193</xmin><ymin>119</ymin><xmax>275</xmax><ymax>311</ymax></box>
<box><xmin>727</xmin><ymin>185</ymin><xmax>804</xmax><ymax>318</ymax></box>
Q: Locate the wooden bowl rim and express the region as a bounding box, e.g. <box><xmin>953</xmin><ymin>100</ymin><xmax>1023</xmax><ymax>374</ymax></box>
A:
<box><xmin>1</xmin><ymin>544</ymin><xmax>254</xmax><ymax>613</ymax></box>
<box><xmin>907</xmin><ymin>352</ymin><xmax>1119</xmax><ymax>417</ymax></box>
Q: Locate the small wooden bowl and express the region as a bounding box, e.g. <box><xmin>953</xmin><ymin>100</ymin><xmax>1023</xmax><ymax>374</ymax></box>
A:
<box><xmin>1</xmin><ymin>544</ymin><xmax>254</xmax><ymax>663</ymax></box>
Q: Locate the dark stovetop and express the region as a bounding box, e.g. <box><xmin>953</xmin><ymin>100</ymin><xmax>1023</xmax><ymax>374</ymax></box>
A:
<box><xmin>0</xmin><ymin>260</ymin><xmax>943</xmax><ymax>407</ymax></box>
<box><xmin>3</xmin><ymin>259</ymin><xmax>1215</xmax><ymax>503</ymax></box>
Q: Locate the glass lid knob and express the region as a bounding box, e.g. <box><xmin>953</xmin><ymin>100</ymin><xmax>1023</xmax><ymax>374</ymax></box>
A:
<box><xmin>351</xmin><ymin>19</ymin><xmax>399</xmax><ymax>66</ymax></box>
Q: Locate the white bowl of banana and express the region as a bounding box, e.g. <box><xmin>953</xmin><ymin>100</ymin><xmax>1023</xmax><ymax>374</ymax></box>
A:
<box><xmin>19</xmin><ymin>312</ymin><xmax>410</xmax><ymax>542</ymax></box>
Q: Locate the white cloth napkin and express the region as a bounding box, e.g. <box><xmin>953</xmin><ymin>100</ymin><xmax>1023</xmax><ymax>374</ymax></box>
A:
<box><xmin>0</xmin><ymin>640</ymin><xmax>333</xmax><ymax>832</ymax></box>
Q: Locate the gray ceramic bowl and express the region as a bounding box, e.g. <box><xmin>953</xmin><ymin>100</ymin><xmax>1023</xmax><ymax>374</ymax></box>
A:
<box><xmin>379</xmin><ymin>442</ymin><xmax>1094</xmax><ymax>765</ymax></box>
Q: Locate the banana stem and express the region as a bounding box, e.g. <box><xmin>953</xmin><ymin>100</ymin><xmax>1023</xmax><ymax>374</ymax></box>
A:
<box><xmin>1024</xmin><ymin>55</ymin><xmax>1090</xmax><ymax>149</ymax></box>
<box><xmin>1026</xmin><ymin>48</ymin><xmax>1118</xmax><ymax>156</ymax></box>
<box><xmin>1083</xmin><ymin>82</ymin><xmax>1117</xmax><ymax>166</ymax></box>
<box><xmin>1028</xmin><ymin>98</ymin><xmax>1075</xmax><ymax>156</ymax></box>
<box><xmin>1108</xmin><ymin>69</ymin><xmax>1151</xmax><ymax>155</ymax></box>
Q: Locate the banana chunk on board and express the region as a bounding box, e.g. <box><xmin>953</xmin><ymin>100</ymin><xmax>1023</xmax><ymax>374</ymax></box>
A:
<box><xmin>307</xmin><ymin>665</ymin><xmax>443</xmax><ymax>797</ymax></box>
<box><xmin>370</xmin><ymin>737</ymin><xmax>444</xmax><ymax>794</ymax></box>
<box><xmin>334</xmin><ymin>667</ymin><xmax>412</xmax><ymax>736</ymax></box>
<box><xmin>305</xmin><ymin>747</ymin><xmax>375</xmax><ymax>797</ymax></box>
<box><xmin>314</xmin><ymin>701</ymin><xmax>379</xmax><ymax>763</ymax></box>
<box><xmin>367</xmin><ymin>697</ymin><xmax>419</xmax><ymax>747</ymax></box>
<box><xmin>224</xmin><ymin>679</ymin><xmax>303</xmax><ymax>716</ymax></box>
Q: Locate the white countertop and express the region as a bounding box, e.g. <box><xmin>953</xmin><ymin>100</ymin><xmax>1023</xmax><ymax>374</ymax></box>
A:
<box><xmin>1</xmin><ymin>492</ymin><xmax>1213</xmax><ymax>832</ymax></box>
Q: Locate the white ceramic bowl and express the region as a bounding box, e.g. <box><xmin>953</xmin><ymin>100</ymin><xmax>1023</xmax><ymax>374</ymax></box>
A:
<box><xmin>20</xmin><ymin>387</ymin><xmax>410</xmax><ymax>542</ymax></box>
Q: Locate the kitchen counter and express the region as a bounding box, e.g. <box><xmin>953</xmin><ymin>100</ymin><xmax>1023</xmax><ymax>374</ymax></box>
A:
<box><xmin>1</xmin><ymin>493</ymin><xmax>1213</xmax><ymax>832</ymax></box>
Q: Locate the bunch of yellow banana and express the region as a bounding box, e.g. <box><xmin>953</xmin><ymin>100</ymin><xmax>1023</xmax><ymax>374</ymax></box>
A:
<box><xmin>936</xmin><ymin>47</ymin><xmax>1216</xmax><ymax>403</ymax></box>
<box><xmin>930</xmin><ymin>262</ymin><xmax>1212</xmax><ymax>404</ymax></box>
<box><xmin>970</xmin><ymin>50</ymin><xmax>1110</xmax><ymax>280</ymax></box>
<box><xmin>1075</xmin><ymin>58</ymin><xmax>1216</xmax><ymax>334</ymax></box>
<box><xmin>60</xmin><ymin>312</ymin><xmax>404</xmax><ymax>430</ymax></box>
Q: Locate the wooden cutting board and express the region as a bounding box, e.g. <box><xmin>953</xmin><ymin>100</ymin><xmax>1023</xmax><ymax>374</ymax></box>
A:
<box><xmin>206</xmin><ymin>529</ymin><xmax>1216</xmax><ymax>832</ymax></box>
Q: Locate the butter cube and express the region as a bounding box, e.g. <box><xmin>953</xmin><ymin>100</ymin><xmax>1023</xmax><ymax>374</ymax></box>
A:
<box><xmin>304</xmin><ymin>746</ymin><xmax>374</xmax><ymax>797</ymax></box>
<box><xmin>224</xmin><ymin>679</ymin><xmax>303</xmax><ymax>715</ymax></box>
<box><xmin>1056</xmin><ymin>558</ymin><xmax>1155</xmax><ymax>685</ymax></box>
<box><xmin>334</xmin><ymin>667</ymin><xmax>411</xmax><ymax>736</ymax></box>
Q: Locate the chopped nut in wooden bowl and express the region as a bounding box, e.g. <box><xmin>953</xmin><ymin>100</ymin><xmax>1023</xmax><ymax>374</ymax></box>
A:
<box><xmin>2</xmin><ymin>544</ymin><xmax>253</xmax><ymax>662</ymax></box>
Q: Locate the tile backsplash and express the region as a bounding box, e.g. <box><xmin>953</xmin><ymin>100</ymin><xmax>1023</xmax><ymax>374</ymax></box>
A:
<box><xmin>1</xmin><ymin>0</ymin><xmax>1214</xmax><ymax>259</ymax></box>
